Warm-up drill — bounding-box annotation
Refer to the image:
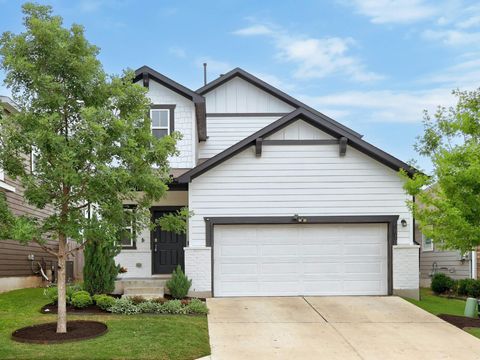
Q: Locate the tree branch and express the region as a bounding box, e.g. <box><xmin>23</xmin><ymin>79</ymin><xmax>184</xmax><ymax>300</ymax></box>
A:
<box><xmin>65</xmin><ymin>239</ymin><xmax>89</xmax><ymax>256</ymax></box>
<box><xmin>34</xmin><ymin>238</ymin><xmax>58</xmax><ymax>257</ymax></box>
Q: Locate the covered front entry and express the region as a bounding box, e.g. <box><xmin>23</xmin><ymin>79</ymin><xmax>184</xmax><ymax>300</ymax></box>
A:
<box><xmin>208</xmin><ymin>216</ymin><xmax>397</xmax><ymax>297</ymax></box>
<box><xmin>151</xmin><ymin>207</ymin><xmax>186</xmax><ymax>274</ymax></box>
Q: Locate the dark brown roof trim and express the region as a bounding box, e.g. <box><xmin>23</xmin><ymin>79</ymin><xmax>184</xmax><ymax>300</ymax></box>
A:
<box><xmin>177</xmin><ymin>108</ymin><xmax>417</xmax><ymax>183</ymax></box>
<box><xmin>134</xmin><ymin>66</ymin><xmax>207</xmax><ymax>141</ymax></box>
<box><xmin>196</xmin><ymin>68</ymin><xmax>362</xmax><ymax>139</ymax></box>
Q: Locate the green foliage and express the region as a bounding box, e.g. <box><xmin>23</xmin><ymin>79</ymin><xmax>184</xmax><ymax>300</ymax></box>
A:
<box><xmin>156</xmin><ymin>208</ymin><xmax>193</xmax><ymax>234</ymax></box>
<box><xmin>71</xmin><ymin>292</ymin><xmax>93</xmax><ymax>308</ymax></box>
<box><xmin>166</xmin><ymin>266</ymin><xmax>192</xmax><ymax>299</ymax></box>
<box><xmin>431</xmin><ymin>273</ymin><xmax>455</xmax><ymax>294</ymax></box>
<box><xmin>401</xmin><ymin>89</ymin><xmax>480</xmax><ymax>253</ymax></box>
<box><xmin>109</xmin><ymin>297</ymin><xmax>141</xmax><ymax>315</ymax></box>
<box><xmin>161</xmin><ymin>299</ymin><xmax>185</xmax><ymax>314</ymax></box>
<box><xmin>137</xmin><ymin>300</ymin><xmax>161</xmax><ymax>313</ymax></box>
<box><xmin>83</xmin><ymin>237</ymin><xmax>120</xmax><ymax>295</ymax></box>
<box><xmin>457</xmin><ymin>279</ymin><xmax>480</xmax><ymax>298</ymax></box>
<box><xmin>66</xmin><ymin>283</ymin><xmax>84</xmax><ymax>303</ymax></box>
<box><xmin>185</xmin><ymin>299</ymin><xmax>209</xmax><ymax>315</ymax></box>
<box><xmin>44</xmin><ymin>286</ymin><xmax>58</xmax><ymax>303</ymax></box>
<box><xmin>94</xmin><ymin>294</ymin><xmax>116</xmax><ymax>311</ymax></box>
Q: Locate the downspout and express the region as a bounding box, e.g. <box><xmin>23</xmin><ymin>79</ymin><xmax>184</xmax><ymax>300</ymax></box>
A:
<box><xmin>472</xmin><ymin>250</ymin><xmax>477</xmax><ymax>279</ymax></box>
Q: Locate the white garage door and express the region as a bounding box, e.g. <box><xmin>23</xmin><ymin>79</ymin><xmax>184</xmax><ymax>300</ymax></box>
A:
<box><xmin>213</xmin><ymin>223</ymin><xmax>388</xmax><ymax>297</ymax></box>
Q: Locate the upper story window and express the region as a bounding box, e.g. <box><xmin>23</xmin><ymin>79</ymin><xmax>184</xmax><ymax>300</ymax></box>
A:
<box><xmin>150</xmin><ymin>105</ymin><xmax>175</xmax><ymax>139</ymax></box>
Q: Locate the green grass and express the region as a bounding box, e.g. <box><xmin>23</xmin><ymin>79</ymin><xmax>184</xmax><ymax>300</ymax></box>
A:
<box><xmin>0</xmin><ymin>288</ymin><xmax>210</xmax><ymax>360</ymax></box>
<box><xmin>405</xmin><ymin>288</ymin><xmax>480</xmax><ymax>339</ymax></box>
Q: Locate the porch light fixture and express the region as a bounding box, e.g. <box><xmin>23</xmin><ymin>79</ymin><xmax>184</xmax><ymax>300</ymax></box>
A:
<box><xmin>401</xmin><ymin>219</ymin><xmax>407</xmax><ymax>227</ymax></box>
<box><xmin>293</xmin><ymin>214</ymin><xmax>307</xmax><ymax>223</ymax></box>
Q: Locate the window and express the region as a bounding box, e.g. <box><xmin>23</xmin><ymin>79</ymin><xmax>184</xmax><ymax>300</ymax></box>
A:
<box><xmin>422</xmin><ymin>234</ymin><xmax>433</xmax><ymax>252</ymax></box>
<box><xmin>150</xmin><ymin>105</ymin><xmax>175</xmax><ymax>139</ymax></box>
<box><xmin>31</xmin><ymin>148</ymin><xmax>39</xmax><ymax>174</ymax></box>
<box><xmin>119</xmin><ymin>206</ymin><xmax>136</xmax><ymax>249</ymax></box>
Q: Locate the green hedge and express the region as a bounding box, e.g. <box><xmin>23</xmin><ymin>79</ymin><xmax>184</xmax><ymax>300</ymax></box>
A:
<box><xmin>109</xmin><ymin>297</ymin><xmax>208</xmax><ymax>315</ymax></box>
<box><xmin>431</xmin><ymin>273</ymin><xmax>480</xmax><ymax>298</ymax></box>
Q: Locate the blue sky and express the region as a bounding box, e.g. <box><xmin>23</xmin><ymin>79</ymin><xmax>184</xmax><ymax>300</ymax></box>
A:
<box><xmin>1</xmin><ymin>0</ymin><xmax>480</xmax><ymax>172</ymax></box>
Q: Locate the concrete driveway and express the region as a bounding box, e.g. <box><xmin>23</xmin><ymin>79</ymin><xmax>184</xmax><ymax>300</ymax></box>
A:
<box><xmin>207</xmin><ymin>296</ymin><xmax>480</xmax><ymax>360</ymax></box>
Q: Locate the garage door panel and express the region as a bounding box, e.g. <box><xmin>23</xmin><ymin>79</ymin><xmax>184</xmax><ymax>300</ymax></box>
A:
<box><xmin>214</xmin><ymin>223</ymin><xmax>388</xmax><ymax>296</ymax></box>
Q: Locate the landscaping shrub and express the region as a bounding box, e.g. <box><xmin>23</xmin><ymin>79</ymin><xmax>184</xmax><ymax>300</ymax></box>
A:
<box><xmin>94</xmin><ymin>295</ymin><xmax>116</xmax><ymax>311</ymax></box>
<box><xmin>71</xmin><ymin>292</ymin><xmax>93</xmax><ymax>308</ymax></box>
<box><xmin>66</xmin><ymin>283</ymin><xmax>84</xmax><ymax>304</ymax></box>
<box><xmin>161</xmin><ymin>299</ymin><xmax>185</xmax><ymax>314</ymax></box>
<box><xmin>457</xmin><ymin>279</ymin><xmax>475</xmax><ymax>296</ymax></box>
<box><xmin>44</xmin><ymin>286</ymin><xmax>58</xmax><ymax>303</ymax></box>
<box><xmin>465</xmin><ymin>280</ymin><xmax>480</xmax><ymax>298</ymax></box>
<box><xmin>129</xmin><ymin>295</ymin><xmax>146</xmax><ymax>305</ymax></box>
<box><xmin>166</xmin><ymin>266</ymin><xmax>192</xmax><ymax>299</ymax></box>
<box><xmin>185</xmin><ymin>299</ymin><xmax>209</xmax><ymax>315</ymax></box>
<box><xmin>83</xmin><ymin>237</ymin><xmax>120</xmax><ymax>295</ymax></box>
<box><xmin>431</xmin><ymin>273</ymin><xmax>455</xmax><ymax>294</ymax></box>
<box><xmin>109</xmin><ymin>297</ymin><xmax>141</xmax><ymax>315</ymax></box>
<box><xmin>137</xmin><ymin>301</ymin><xmax>161</xmax><ymax>313</ymax></box>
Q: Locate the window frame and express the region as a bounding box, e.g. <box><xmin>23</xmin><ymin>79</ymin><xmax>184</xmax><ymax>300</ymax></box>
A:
<box><xmin>150</xmin><ymin>104</ymin><xmax>175</xmax><ymax>139</ymax></box>
<box><xmin>421</xmin><ymin>233</ymin><xmax>434</xmax><ymax>252</ymax></box>
<box><xmin>119</xmin><ymin>205</ymin><xmax>137</xmax><ymax>250</ymax></box>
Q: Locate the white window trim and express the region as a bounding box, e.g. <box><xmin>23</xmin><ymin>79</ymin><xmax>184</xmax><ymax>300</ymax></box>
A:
<box><xmin>120</xmin><ymin>207</ymin><xmax>136</xmax><ymax>249</ymax></box>
<box><xmin>422</xmin><ymin>233</ymin><xmax>434</xmax><ymax>252</ymax></box>
<box><xmin>150</xmin><ymin>108</ymin><xmax>170</xmax><ymax>138</ymax></box>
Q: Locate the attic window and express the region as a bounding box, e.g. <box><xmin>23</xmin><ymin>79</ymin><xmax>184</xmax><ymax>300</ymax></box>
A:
<box><xmin>150</xmin><ymin>105</ymin><xmax>175</xmax><ymax>139</ymax></box>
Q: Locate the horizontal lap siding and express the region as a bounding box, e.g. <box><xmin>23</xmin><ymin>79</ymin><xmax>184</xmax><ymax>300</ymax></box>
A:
<box><xmin>0</xmin><ymin>175</ymin><xmax>57</xmax><ymax>277</ymax></box>
<box><xmin>189</xmin><ymin>143</ymin><xmax>413</xmax><ymax>247</ymax></box>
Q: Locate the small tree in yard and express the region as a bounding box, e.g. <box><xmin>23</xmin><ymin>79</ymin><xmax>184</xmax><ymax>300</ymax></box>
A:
<box><xmin>402</xmin><ymin>88</ymin><xmax>480</xmax><ymax>254</ymax></box>
<box><xmin>83</xmin><ymin>234</ymin><xmax>120</xmax><ymax>295</ymax></box>
<box><xmin>0</xmin><ymin>3</ymin><xmax>182</xmax><ymax>333</ymax></box>
<box><xmin>166</xmin><ymin>265</ymin><xmax>192</xmax><ymax>299</ymax></box>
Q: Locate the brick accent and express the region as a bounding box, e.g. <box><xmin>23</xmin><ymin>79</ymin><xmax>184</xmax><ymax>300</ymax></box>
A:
<box><xmin>185</xmin><ymin>247</ymin><xmax>211</xmax><ymax>293</ymax></box>
<box><xmin>393</xmin><ymin>244</ymin><xmax>420</xmax><ymax>299</ymax></box>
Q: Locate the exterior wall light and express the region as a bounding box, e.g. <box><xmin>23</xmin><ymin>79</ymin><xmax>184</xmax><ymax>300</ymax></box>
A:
<box><xmin>401</xmin><ymin>219</ymin><xmax>407</xmax><ymax>227</ymax></box>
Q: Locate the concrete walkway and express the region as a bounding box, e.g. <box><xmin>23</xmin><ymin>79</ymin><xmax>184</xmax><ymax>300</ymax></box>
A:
<box><xmin>207</xmin><ymin>296</ymin><xmax>480</xmax><ymax>360</ymax></box>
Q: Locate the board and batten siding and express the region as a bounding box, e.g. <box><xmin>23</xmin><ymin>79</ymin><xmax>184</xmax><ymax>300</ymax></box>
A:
<box><xmin>204</xmin><ymin>76</ymin><xmax>295</xmax><ymax>114</ymax></box>
<box><xmin>188</xmin><ymin>122</ymin><xmax>413</xmax><ymax>248</ymax></box>
<box><xmin>199</xmin><ymin>116</ymin><xmax>282</xmax><ymax>158</ymax></box>
<box><xmin>137</xmin><ymin>80</ymin><xmax>196</xmax><ymax>168</ymax></box>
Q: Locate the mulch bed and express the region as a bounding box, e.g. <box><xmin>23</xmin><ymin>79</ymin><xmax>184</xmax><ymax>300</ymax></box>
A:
<box><xmin>41</xmin><ymin>303</ymin><xmax>109</xmax><ymax>315</ymax></box>
<box><xmin>11</xmin><ymin>321</ymin><xmax>108</xmax><ymax>344</ymax></box>
<box><xmin>163</xmin><ymin>294</ymin><xmax>206</xmax><ymax>302</ymax></box>
<box><xmin>438</xmin><ymin>314</ymin><xmax>480</xmax><ymax>329</ymax></box>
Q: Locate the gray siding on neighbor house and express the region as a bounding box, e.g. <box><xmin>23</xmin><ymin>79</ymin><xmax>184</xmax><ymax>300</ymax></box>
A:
<box><xmin>417</xmin><ymin>225</ymin><xmax>472</xmax><ymax>285</ymax></box>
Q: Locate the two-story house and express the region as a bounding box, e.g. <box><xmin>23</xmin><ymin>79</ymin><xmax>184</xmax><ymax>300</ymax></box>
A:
<box><xmin>114</xmin><ymin>66</ymin><xmax>420</xmax><ymax>300</ymax></box>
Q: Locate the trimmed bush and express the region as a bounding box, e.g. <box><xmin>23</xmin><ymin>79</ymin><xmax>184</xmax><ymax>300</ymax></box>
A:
<box><xmin>95</xmin><ymin>294</ymin><xmax>116</xmax><ymax>311</ymax></box>
<box><xmin>71</xmin><ymin>292</ymin><xmax>93</xmax><ymax>308</ymax></box>
<box><xmin>166</xmin><ymin>266</ymin><xmax>192</xmax><ymax>299</ymax></box>
<box><xmin>465</xmin><ymin>280</ymin><xmax>480</xmax><ymax>298</ymax></box>
<box><xmin>83</xmin><ymin>237</ymin><xmax>120</xmax><ymax>295</ymax></box>
<box><xmin>185</xmin><ymin>299</ymin><xmax>208</xmax><ymax>315</ymax></box>
<box><xmin>137</xmin><ymin>301</ymin><xmax>161</xmax><ymax>313</ymax></box>
<box><xmin>66</xmin><ymin>283</ymin><xmax>84</xmax><ymax>304</ymax></box>
<box><xmin>129</xmin><ymin>295</ymin><xmax>146</xmax><ymax>305</ymax></box>
<box><xmin>431</xmin><ymin>273</ymin><xmax>455</xmax><ymax>294</ymax></box>
<box><xmin>44</xmin><ymin>286</ymin><xmax>58</xmax><ymax>303</ymax></box>
<box><xmin>161</xmin><ymin>299</ymin><xmax>185</xmax><ymax>314</ymax></box>
<box><xmin>457</xmin><ymin>279</ymin><xmax>475</xmax><ymax>296</ymax></box>
<box><xmin>109</xmin><ymin>298</ymin><xmax>140</xmax><ymax>315</ymax></box>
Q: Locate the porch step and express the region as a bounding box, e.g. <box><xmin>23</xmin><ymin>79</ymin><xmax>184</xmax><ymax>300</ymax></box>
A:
<box><xmin>123</xmin><ymin>286</ymin><xmax>165</xmax><ymax>299</ymax></box>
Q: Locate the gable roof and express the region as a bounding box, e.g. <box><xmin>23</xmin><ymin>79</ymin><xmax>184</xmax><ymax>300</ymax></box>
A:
<box><xmin>196</xmin><ymin>67</ymin><xmax>363</xmax><ymax>139</ymax></box>
<box><xmin>134</xmin><ymin>66</ymin><xmax>207</xmax><ymax>141</ymax></box>
<box><xmin>0</xmin><ymin>96</ymin><xmax>18</xmax><ymax>114</ymax></box>
<box><xmin>177</xmin><ymin>107</ymin><xmax>417</xmax><ymax>183</ymax></box>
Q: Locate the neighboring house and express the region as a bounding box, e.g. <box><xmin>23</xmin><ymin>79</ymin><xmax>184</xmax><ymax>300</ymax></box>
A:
<box><xmin>417</xmin><ymin>224</ymin><xmax>477</xmax><ymax>287</ymax></box>
<box><xmin>114</xmin><ymin>66</ymin><xmax>421</xmax><ymax>300</ymax></box>
<box><xmin>0</xmin><ymin>96</ymin><xmax>64</xmax><ymax>292</ymax></box>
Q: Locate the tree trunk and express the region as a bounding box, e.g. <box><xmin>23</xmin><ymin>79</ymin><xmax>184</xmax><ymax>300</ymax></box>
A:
<box><xmin>56</xmin><ymin>234</ymin><xmax>67</xmax><ymax>333</ymax></box>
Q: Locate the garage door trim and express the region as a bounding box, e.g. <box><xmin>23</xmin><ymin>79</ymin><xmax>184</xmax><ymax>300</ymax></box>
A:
<box><xmin>205</xmin><ymin>215</ymin><xmax>399</xmax><ymax>296</ymax></box>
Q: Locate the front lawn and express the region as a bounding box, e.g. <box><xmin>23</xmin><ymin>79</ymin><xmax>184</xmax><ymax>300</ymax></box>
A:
<box><xmin>0</xmin><ymin>288</ymin><xmax>210</xmax><ymax>360</ymax></box>
<box><xmin>405</xmin><ymin>288</ymin><xmax>480</xmax><ymax>339</ymax></box>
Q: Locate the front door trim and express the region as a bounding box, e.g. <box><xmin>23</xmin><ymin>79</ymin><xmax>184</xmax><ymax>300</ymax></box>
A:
<box><xmin>204</xmin><ymin>215</ymin><xmax>399</xmax><ymax>296</ymax></box>
<box><xmin>151</xmin><ymin>206</ymin><xmax>185</xmax><ymax>275</ymax></box>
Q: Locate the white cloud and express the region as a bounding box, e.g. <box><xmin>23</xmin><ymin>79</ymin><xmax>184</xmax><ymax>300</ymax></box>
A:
<box><xmin>300</xmin><ymin>87</ymin><xmax>457</xmax><ymax>123</ymax></box>
<box><xmin>169</xmin><ymin>47</ymin><xmax>187</xmax><ymax>58</ymax></box>
<box><xmin>233</xmin><ymin>23</ymin><xmax>382</xmax><ymax>82</ymax></box>
<box><xmin>251</xmin><ymin>72</ymin><xmax>295</xmax><ymax>91</ymax></box>
<box><xmin>422</xmin><ymin>29</ymin><xmax>480</xmax><ymax>46</ymax></box>
<box><xmin>422</xmin><ymin>55</ymin><xmax>480</xmax><ymax>88</ymax></box>
<box><xmin>343</xmin><ymin>0</ymin><xmax>437</xmax><ymax>24</ymax></box>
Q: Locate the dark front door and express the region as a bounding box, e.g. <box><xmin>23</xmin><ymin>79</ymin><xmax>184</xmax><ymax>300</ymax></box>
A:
<box><xmin>151</xmin><ymin>208</ymin><xmax>186</xmax><ymax>274</ymax></box>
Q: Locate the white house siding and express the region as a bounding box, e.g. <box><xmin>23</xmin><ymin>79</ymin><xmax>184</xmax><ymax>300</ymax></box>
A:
<box><xmin>115</xmin><ymin>191</ymin><xmax>188</xmax><ymax>278</ymax></box>
<box><xmin>136</xmin><ymin>80</ymin><xmax>196</xmax><ymax>168</ymax></box>
<box><xmin>198</xmin><ymin>116</ymin><xmax>281</xmax><ymax>158</ymax></box>
<box><xmin>186</xmin><ymin>121</ymin><xmax>415</xmax><ymax>292</ymax></box>
<box><xmin>204</xmin><ymin>76</ymin><xmax>295</xmax><ymax>113</ymax></box>
<box><xmin>266</xmin><ymin>120</ymin><xmax>335</xmax><ymax>140</ymax></box>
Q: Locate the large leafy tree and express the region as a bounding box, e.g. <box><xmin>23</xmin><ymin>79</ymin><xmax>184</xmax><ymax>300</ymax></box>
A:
<box><xmin>402</xmin><ymin>89</ymin><xmax>480</xmax><ymax>254</ymax></box>
<box><xmin>0</xmin><ymin>3</ymin><xmax>179</xmax><ymax>333</ymax></box>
